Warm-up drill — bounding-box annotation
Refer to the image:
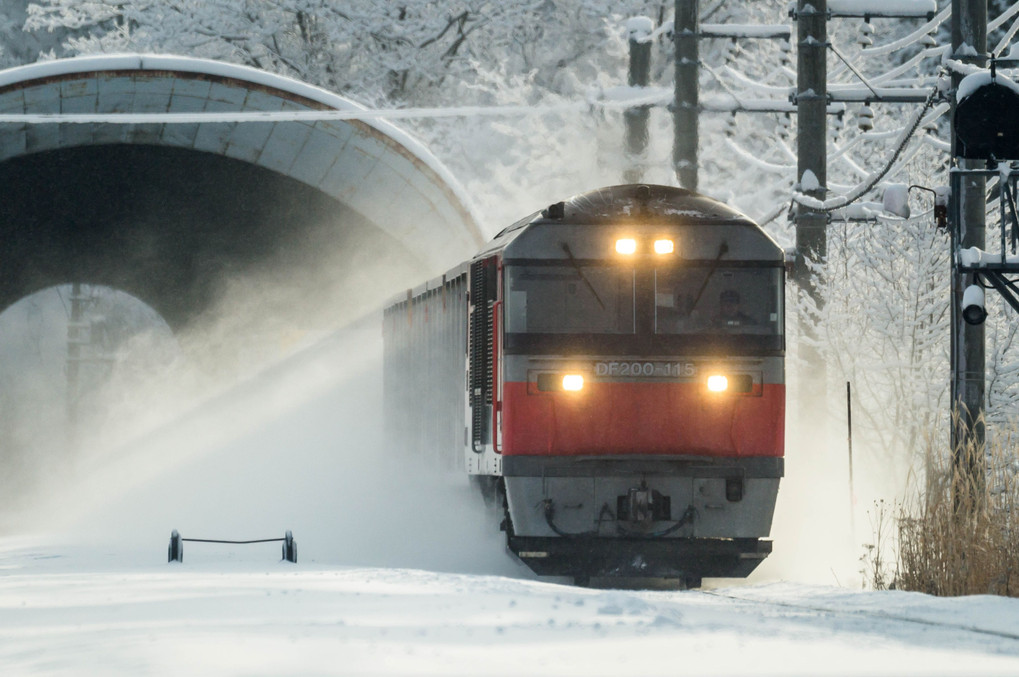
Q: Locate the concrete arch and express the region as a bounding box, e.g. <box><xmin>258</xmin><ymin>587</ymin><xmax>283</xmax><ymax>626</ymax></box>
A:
<box><xmin>0</xmin><ymin>55</ymin><xmax>484</xmax><ymax>330</ymax></box>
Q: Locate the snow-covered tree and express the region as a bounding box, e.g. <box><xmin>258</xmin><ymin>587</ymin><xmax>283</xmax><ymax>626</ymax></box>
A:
<box><xmin>24</xmin><ymin>2</ymin><xmax>663</xmax><ymax>102</ymax></box>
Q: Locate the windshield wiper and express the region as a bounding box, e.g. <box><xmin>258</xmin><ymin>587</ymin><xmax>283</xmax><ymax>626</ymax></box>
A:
<box><xmin>560</xmin><ymin>242</ymin><xmax>606</xmax><ymax>310</ymax></box>
<box><xmin>688</xmin><ymin>241</ymin><xmax>729</xmax><ymax>312</ymax></box>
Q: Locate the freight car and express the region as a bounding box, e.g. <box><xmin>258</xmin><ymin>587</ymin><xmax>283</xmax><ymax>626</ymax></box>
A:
<box><xmin>383</xmin><ymin>184</ymin><xmax>785</xmax><ymax>586</ymax></box>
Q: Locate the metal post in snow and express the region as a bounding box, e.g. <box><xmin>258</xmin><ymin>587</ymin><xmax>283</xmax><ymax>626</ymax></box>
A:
<box><xmin>847</xmin><ymin>381</ymin><xmax>856</xmax><ymax>537</ymax></box>
<box><xmin>625</xmin><ymin>18</ymin><xmax>653</xmax><ymax>184</ymax></box>
<box><xmin>673</xmin><ymin>0</ymin><xmax>698</xmax><ymax>192</ymax></box>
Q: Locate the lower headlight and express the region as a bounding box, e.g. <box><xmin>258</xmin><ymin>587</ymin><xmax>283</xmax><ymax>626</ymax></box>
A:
<box><xmin>706</xmin><ymin>374</ymin><xmax>729</xmax><ymax>392</ymax></box>
<box><xmin>562</xmin><ymin>374</ymin><xmax>585</xmax><ymax>391</ymax></box>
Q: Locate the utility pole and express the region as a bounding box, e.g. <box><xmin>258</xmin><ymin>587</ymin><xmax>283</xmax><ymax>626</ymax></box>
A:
<box><xmin>625</xmin><ymin>18</ymin><xmax>653</xmax><ymax>184</ymax></box>
<box><xmin>950</xmin><ymin>0</ymin><xmax>987</xmax><ymax>488</ymax></box>
<box><xmin>794</xmin><ymin>0</ymin><xmax>828</xmax><ymax>409</ymax></box>
<box><xmin>673</xmin><ymin>0</ymin><xmax>698</xmax><ymax>192</ymax></box>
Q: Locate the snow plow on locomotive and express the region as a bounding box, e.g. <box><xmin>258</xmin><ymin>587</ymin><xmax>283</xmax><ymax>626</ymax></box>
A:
<box><xmin>383</xmin><ymin>184</ymin><xmax>785</xmax><ymax>586</ymax></box>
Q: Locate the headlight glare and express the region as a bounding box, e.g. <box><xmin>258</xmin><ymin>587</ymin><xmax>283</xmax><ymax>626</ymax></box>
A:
<box><xmin>615</xmin><ymin>238</ymin><xmax>637</xmax><ymax>255</ymax></box>
<box><xmin>562</xmin><ymin>374</ymin><xmax>585</xmax><ymax>391</ymax></box>
<box><xmin>706</xmin><ymin>374</ymin><xmax>729</xmax><ymax>392</ymax></box>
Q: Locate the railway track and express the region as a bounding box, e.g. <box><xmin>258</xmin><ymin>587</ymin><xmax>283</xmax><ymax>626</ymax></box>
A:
<box><xmin>700</xmin><ymin>588</ymin><xmax>1019</xmax><ymax>642</ymax></box>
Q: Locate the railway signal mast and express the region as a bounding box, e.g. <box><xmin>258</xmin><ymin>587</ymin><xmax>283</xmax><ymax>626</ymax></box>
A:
<box><xmin>948</xmin><ymin>0</ymin><xmax>987</xmax><ymax>489</ymax></box>
<box><xmin>949</xmin><ymin>0</ymin><xmax>1019</xmax><ymax>492</ymax></box>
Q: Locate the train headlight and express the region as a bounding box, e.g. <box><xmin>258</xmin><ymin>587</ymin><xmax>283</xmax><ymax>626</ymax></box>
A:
<box><xmin>706</xmin><ymin>374</ymin><xmax>754</xmax><ymax>394</ymax></box>
<box><xmin>653</xmin><ymin>239</ymin><xmax>675</xmax><ymax>255</ymax></box>
<box><xmin>706</xmin><ymin>374</ymin><xmax>729</xmax><ymax>392</ymax></box>
<box><xmin>615</xmin><ymin>238</ymin><xmax>637</xmax><ymax>255</ymax></box>
<box><xmin>562</xmin><ymin>374</ymin><xmax>585</xmax><ymax>391</ymax></box>
<box><xmin>537</xmin><ymin>372</ymin><xmax>586</xmax><ymax>392</ymax></box>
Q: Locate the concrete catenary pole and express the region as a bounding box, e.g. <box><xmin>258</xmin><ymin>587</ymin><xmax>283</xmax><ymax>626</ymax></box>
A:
<box><xmin>795</xmin><ymin>0</ymin><xmax>828</xmax><ymax>408</ymax></box>
<box><xmin>625</xmin><ymin>18</ymin><xmax>653</xmax><ymax>184</ymax></box>
<box><xmin>673</xmin><ymin>0</ymin><xmax>698</xmax><ymax>191</ymax></box>
<box><xmin>950</xmin><ymin>0</ymin><xmax>987</xmax><ymax>488</ymax></box>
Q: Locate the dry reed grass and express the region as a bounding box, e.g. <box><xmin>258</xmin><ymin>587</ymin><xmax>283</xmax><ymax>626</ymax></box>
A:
<box><xmin>896</xmin><ymin>421</ymin><xmax>1019</xmax><ymax>597</ymax></box>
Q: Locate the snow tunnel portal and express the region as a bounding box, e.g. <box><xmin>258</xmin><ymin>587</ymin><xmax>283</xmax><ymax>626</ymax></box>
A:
<box><xmin>0</xmin><ymin>55</ymin><xmax>484</xmax><ymax>339</ymax></box>
<box><xmin>0</xmin><ymin>143</ymin><xmax>419</xmax><ymax>333</ymax></box>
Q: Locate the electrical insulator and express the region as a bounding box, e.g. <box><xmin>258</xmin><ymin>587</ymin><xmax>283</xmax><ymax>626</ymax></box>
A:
<box><xmin>832</xmin><ymin>112</ymin><xmax>845</xmax><ymax>133</ymax></box>
<box><xmin>857</xmin><ymin>105</ymin><xmax>874</xmax><ymax>132</ymax></box>
<box><xmin>780</xmin><ymin>112</ymin><xmax>793</xmax><ymax>135</ymax></box>
<box><xmin>779</xmin><ymin>39</ymin><xmax>792</xmax><ymax>68</ymax></box>
<box><xmin>937</xmin><ymin>75</ymin><xmax>952</xmax><ymax>97</ymax></box>
<box><xmin>725</xmin><ymin>113</ymin><xmax>738</xmax><ymax>138</ymax></box>
<box><xmin>829</xmin><ymin>112</ymin><xmax>844</xmax><ymax>142</ymax></box>
<box><xmin>934</xmin><ymin>187</ymin><xmax>949</xmax><ymax>230</ymax></box>
<box><xmin>858</xmin><ymin>21</ymin><xmax>874</xmax><ymax>48</ymax></box>
<box><xmin>723</xmin><ymin>38</ymin><xmax>738</xmax><ymax>65</ymax></box>
<box><xmin>934</xmin><ymin>203</ymin><xmax>948</xmax><ymax>229</ymax></box>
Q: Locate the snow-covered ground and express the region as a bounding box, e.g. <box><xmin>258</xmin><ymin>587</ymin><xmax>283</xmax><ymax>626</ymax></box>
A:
<box><xmin>2</xmin><ymin>325</ymin><xmax>1019</xmax><ymax>676</ymax></box>
<box><xmin>5</xmin><ymin>539</ymin><xmax>1019</xmax><ymax>677</ymax></box>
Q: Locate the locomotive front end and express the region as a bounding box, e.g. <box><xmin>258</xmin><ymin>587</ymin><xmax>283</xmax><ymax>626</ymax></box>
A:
<box><xmin>488</xmin><ymin>186</ymin><xmax>785</xmax><ymax>585</ymax></box>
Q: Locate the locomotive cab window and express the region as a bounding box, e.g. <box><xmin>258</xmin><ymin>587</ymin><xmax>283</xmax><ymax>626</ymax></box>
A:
<box><xmin>506</xmin><ymin>265</ymin><xmax>636</xmax><ymax>334</ymax></box>
<box><xmin>655</xmin><ymin>267</ymin><xmax>782</xmax><ymax>337</ymax></box>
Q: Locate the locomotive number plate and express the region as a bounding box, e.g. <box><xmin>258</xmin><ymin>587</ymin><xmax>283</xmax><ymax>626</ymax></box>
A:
<box><xmin>594</xmin><ymin>361</ymin><xmax>696</xmax><ymax>378</ymax></box>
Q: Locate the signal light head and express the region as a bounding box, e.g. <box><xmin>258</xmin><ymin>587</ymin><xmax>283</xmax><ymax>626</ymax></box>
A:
<box><xmin>962</xmin><ymin>284</ymin><xmax>987</xmax><ymax>325</ymax></box>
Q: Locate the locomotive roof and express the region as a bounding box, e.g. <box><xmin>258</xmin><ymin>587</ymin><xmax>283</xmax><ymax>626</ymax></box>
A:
<box><xmin>479</xmin><ymin>184</ymin><xmax>773</xmax><ymax>260</ymax></box>
<box><xmin>556</xmin><ymin>184</ymin><xmax>754</xmax><ymax>225</ymax></box>
<box><xmin>386</xmin><ymin>185</ymin><xmax>780</xmax><ymax>309</ymax></box>
<box><xmin>506</xmin><ymin>184</ymin><xmax>751</xmax><ymax>230</ymax></box>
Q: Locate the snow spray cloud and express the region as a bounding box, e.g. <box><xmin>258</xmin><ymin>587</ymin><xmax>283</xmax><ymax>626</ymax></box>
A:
<box><xmin>0</xmin><ymin>204</ymin><xmax>423</xmax><ymax>520</ymax></box>
<box><xmin>0</xmin><ymin>289</ymin><xmax>80</xmax><ymax>519</ymax></box>
<box><xmin>755</xmin><ymin>398</ymin><xmax>861</xmax><ymax>586</ymax></box>
<box><xmin>24</xmin><ymin>322</ymin><xmax>523</xmax><ymax>577</ymax></box>
<box><xmin>3</xmin><ymin>208</ymin><xmax>524</xmax><ymax>577</ymax></box>
<box><xmin>753</xmin><ymin>305</ymin><xmax>922</xmax><ymax>589</ymax></box>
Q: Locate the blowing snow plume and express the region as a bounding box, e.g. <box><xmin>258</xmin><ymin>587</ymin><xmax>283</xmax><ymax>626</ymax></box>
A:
<box><xmin>0</xmin><ymin>195</ymin><xmax>523</xmax><ymax>577</ymax></box>
<box><xmin>754</xmin><ymin>407</ymin><xmax>859</xmax><ymax>587</ymax></box>
<box><xmin>30</xmin><ymin>325</ymin><xmax>520</xmax><ymax>576</ymax></box>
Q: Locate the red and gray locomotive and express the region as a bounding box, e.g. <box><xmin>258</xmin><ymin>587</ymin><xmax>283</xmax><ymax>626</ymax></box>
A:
<box><xmin>383</xmin><ymin>184</ymin><xmax>785</xmax><ymax>586</ymax></box>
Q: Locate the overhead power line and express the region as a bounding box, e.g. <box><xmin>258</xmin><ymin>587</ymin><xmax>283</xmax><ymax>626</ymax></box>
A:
<box><xmin>792</xmin><ymin>85</ymin><xmax>943</xmax><ymax>213</ymax></box>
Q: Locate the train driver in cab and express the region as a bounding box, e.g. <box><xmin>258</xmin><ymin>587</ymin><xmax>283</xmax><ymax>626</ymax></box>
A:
<box><xmin>712</xmin><ymin>289</ymin><xmax>757</xmax><ymax>328</ymax></box>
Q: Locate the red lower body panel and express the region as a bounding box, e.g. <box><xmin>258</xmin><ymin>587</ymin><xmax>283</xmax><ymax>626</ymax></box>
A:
<box><xmin>500</xmin><ymin>382</ymin><xmax>784</xmax><ymax>457</ymax></box>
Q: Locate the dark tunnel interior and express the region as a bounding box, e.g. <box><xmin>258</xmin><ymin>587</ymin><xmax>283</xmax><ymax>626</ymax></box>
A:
<box><xmin>0</xmin><ymin>143</ymin><xmax>423</xmax><ymax>333</ymax></box>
